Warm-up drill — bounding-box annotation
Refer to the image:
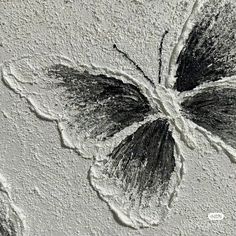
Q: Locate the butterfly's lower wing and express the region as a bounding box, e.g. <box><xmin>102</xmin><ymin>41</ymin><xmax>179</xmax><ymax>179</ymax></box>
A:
<box><xmin>2</xmin><ymin>54</ymin><xmax>152</xmax><ymax>159</ymax></box>
<box><xmin>168</xmin><ymin>0</ymin><xmax>236</xmax><ymax>92</ymax></box>
<box><xmin>91</xmin><ymin>118</ymin><xmax>183</xmax><ymax>228</ymax></box>
<box><xmin>181</xmin><ymin>83</ymin><xmax>236</xmax><ymax>161</ymax></box>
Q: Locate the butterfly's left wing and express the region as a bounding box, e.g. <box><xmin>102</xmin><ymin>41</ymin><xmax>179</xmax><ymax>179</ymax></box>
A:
<box><xmin>168</xmin><ymin>0</ymin><xmax>236</xmax><ymax>161</ymax></box>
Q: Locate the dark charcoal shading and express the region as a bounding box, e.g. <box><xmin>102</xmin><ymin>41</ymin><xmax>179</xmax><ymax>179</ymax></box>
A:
<box><xmin>47</xmin><ymin>64</ymin><xmax>152</xmax><ymax>139</ymax></box>
<box><xmin>113</xmin><ymin>44</ymin><xmax>155</xmax><ymax>87</ymax></box>
<box><xmin>0</xmin><ymin>219</ymin><xmax>17</xmax><ymax>236</ymax></box>
<box><xmin>182</xmin><ymin>87</ymin><xmax>236</xmax><ymax>147</ymax></box>
<box><xmin>158</xmin><ymin>30</ymin><xmax>169</xmax><ymax>84</ymax></box>
<box><xmin>105</xmin><ymin>119</ymin><xmax>176</xmax><ymax>198</ymax></box>
<box><xmin>175</xmin><ymin>1</ymin><xmax>236</xmax><ymax>92</ymax></box>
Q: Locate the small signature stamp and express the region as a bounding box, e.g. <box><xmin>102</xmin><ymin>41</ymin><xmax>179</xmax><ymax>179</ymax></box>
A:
<box><xmin>208</xmin><ymin>212</ymin><xmax>225</xmax><ymax>221</ymax></box>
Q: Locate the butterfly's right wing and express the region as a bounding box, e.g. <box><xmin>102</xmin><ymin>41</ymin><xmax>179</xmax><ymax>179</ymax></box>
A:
<box><xmin>168</xmin><ymin>0</ymin><xmax>236</xmax><ymax>92</ymax></box>
<box><xmin>2</xmin><ymin>54</ymin><xmax>153</xmax><ymax>159</ymax></box>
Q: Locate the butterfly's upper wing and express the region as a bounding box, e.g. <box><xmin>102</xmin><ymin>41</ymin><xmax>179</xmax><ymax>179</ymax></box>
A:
<box><xmin>170</xmin><ymin>0</ymin><xmax>236</xmax><ymax>92</ymax></box>
<box><xmin>47</xmin><ymin>64</ymin><xmax>151</xmax><ymax>139</ymax></box>
<box><xmin>168</xmin><ymin>0</ymin><xmax>236</xmax><ymax>159</ymax></box>
<box><xmin>2</xmin><ymin>54</ymin><xmax>153</xmax><ymax>159</ymax></box>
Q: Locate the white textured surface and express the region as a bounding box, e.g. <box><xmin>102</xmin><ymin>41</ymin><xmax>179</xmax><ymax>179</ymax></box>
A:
<box><xmin>0</xmin><ymin>0</ymin><xmax>236</xmax><ymax>235</ymax></box>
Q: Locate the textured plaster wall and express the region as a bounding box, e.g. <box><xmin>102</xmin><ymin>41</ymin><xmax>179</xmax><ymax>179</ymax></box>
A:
<box><xmin>0</xmin><ymin>0</ymin><xmax>236</xmax><ymax>235</ymax></box>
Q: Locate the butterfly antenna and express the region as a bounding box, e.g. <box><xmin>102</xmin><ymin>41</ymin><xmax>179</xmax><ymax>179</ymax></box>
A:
<box><xmin>113</xmin><ymin>44</ymin><xmax>155</xmax><ymax>87</ymax></box>
<box><xmin>158</xmin><ymin>30</ymin><xmax>169</xmax><ymax>84</ymax></box>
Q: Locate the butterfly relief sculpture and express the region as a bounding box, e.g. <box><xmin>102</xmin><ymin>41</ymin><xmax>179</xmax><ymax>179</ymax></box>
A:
<box><xmin>1</xmin><ymin>0</ymin><xmax>236</xmax><ymax>230</ymax></box>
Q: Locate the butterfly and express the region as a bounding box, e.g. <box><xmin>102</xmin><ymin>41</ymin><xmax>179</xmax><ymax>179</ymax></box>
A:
<box><xmin>1</xmin><ymin>0</ymin><xmax>236</xmax><ymax>229</ymax></box>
